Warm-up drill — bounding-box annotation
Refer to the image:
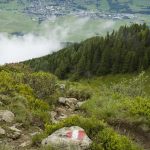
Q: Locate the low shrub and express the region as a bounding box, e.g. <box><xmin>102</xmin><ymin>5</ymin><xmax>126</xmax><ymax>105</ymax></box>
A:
<box><xmin>119</xmin><ymin>97</ymin><xmax>150</xmax><ymax>126</ymax></box>
<box><xmin>45</xmin><ymin>115</ymin><xmax>106</xmax><ymax>137</ymax></box>
<box><xmin>108</xmin><ymin>72</ymin><xmax>147</xmax><ymax>98</ymax></box>
<box><xmin>28</xmin><ymin>98</ymin><xmax>50</xmax><ymax>111</ymax></box>
<box><xmin>66</xmin><ymin>89</ymin><xmax>92</xmax><ymax>101</ymax></box>
<box><xmin>95</xmin><ymin>128</ymin><xmax>141</xmax><ymax>150</ymax></box>
<box><xmin>0</xmin><ymin>94</ymin><xmax>12</xmax><ymax>105</ymax></box>
<box><xmin>0</xmin><ymin>71</ymin><xmax>15</xmax><ymax>95</ymax></box>
<box><xmin>44</xmin><ymin>116</ymin><xmax>141</xmax><ymax>150</ymax></box>
<box><xmin>32</xmin><ymin>132</ymin><xmax>48</xmax><ymax>146</ymax></box>
<box><xmin>24</xmin><ymin>72</ymin><xmax>57</xmax><ymax>99</ymax></box>
<box><xmin>32</xmin><ymin>109</ymin><xmax>51</xmax><ymax>127</ymax></box>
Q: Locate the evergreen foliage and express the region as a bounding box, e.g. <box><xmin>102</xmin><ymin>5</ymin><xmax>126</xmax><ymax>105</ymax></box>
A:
<box><xmin>25</xmin><ymin>24</ymin><xmax>150</xmax><ymax>79</ymax></box>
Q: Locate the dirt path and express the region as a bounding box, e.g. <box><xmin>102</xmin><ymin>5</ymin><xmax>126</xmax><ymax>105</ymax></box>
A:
<box><xmin>51</xmin><ymin>97</ymin><xmax>85</xmax><ymax>123</ymax></box>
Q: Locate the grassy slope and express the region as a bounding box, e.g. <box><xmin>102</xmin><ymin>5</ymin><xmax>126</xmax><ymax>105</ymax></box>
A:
<box><xmin>0</xmin><ymin>11</ymin><xmax>38</xmax><ymax>33</ymax></box>
<box><xmin>0</xmin><ymin>64</ymin><xmax>147</xmax><ymax>150</ymax></box>
<box><xmin>68</xmin><ymin>72</ymin><xmax>150</xmax><ymax>149</ymax></box>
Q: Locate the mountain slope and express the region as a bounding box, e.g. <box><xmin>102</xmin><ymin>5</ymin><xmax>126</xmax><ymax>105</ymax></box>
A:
<box><xmin>25</xmin><ymin>24</ymin><xmax>150</xmax><ymax>79</ymax></box>
<box><xmin>0</xmin><ymin>64</ymin><xmax>147</xmax><ymax>150</ymax></box>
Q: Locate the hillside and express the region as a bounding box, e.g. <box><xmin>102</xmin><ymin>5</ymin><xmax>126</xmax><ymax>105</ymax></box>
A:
<box><xmin>25</xmin><ymin>24</ymin><xmax>150</xmax><ymax>79</ymax></box>
<box><xmin>0</xmin><ymin>63</ymin><xmax>149</xmax><ymax>150</ymax></box>
<box><xmin>1</xmin><ymin>0</ymin><xmax>150</xmax><ymax>15</ymax></box>
<box><xmin>0</xmin><ymin>1</ymin><xmax>150</xmax><ymax>150</ymax></box>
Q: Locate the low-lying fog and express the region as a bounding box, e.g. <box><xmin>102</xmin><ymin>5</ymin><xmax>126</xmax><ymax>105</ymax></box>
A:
<box><xmin>0</xmin><ymin>17</ymin><xmax>115</xmax><ymax>65</ymax></box>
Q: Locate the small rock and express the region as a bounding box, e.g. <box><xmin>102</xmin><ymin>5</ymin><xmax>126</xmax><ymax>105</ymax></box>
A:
<box><xmin>140</xmin><ymin>124</ymin><xmax>150</xmax><ymax>133</ymax></box>
<box><xmin>13</xmin><ymin>123</ymin><xmax>23</xmax><ymax>128</ymax></box>
<box><xmin>57</xmin><ymin>114</ymin><xmax>68</xmax><ymax>121</ymax></box>
<box><xmin>7</xmin><ymin>126</ymin><xmax>21</xmax><ymax>140</ymax></box>
<box><xmin>58</xmin><ymin>97</ymin><xmax>66</xmax><ymax>104</ymax></box>
<box><xmin>59</xmin><ymin>84</ymin><xmax>66</xmax><ymax>90</ymax></box>
<box><xmin>0</xmin><ymin>127</ymin><xmax>5</xmax><ymax>135</ymax></box>
<box><xmin>50</xmin><ymin>111</ymin><xmax>58</xmax><ymax>124</ymax></box>
<box><xmin>19</xmin><ymin>141</ymin><xmax>31</xmax><ymax>148</ymax></box>
<box><xmin>75</xmin><ymin>101</ymin><xmax>86</xmax><ymax>109</ymax></box>
<box><xmin>30</xmin><ymin>132</ymin><xmax>41</xmax><ymax>137</ymax></box>
<box><xmin>58</xmin><ymin>97</ymin><xmax>78</xmax><ymax>111</ymax></box>
<box><xmin>42</xmin><ymin>126</ymin><xmax>92</xmax><ymax>150</ymax></box>
<box><xmin>55</xmin><ymin>107</ymin><xmax>66</xmax><ymax>116</ymax></box>
<box><xmin>0</xmin><ymin>101</ymin><xmax>3</xmax><ymax>106</ymax></box>
<box><xmin>0</xmin><ymin>110</ymin><xmax>15</xmax><ymax>123</ymax></box>
<box><xmin>7</xmin><ymin>131</ymin><xmax>21</xmax><ymax>140</ymax></box>
<box><xmin>9</xmin><ymin>126</ymin><xmax>21</xmax><ymax>133</ymax></box>
<box><xmin>66</xmin><ymin>98</ymin><xmax>78</xmax><ymax>110</ymax></box>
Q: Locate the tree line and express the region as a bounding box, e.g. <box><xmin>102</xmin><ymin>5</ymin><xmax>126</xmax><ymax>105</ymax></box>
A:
<box><xmin>25</xmin><ymin>23</ymin><xmax>150</xmax><ymax>79</ymax></box>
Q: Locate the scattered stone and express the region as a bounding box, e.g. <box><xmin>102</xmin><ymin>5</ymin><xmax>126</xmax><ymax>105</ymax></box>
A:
<box><xmin>30</xmin><ymin>132</ymin><xmax>41</xmax><ymax>137</ymax></box>
<box><xmin>58</xmin><ymin>97</ymin><xmax>78</xmax><ymax>111</ymax></box>
<box><xmin>13</xmin><ymin>123</ymin><xmax>23</xmax><ymax>128</ymax></box>
<box><xmin>42</xmin><ymin>126</ymin><xmax>92</xmax><ymax>150</ymax></box>
<box><xmin>7</xmin><ymin>131</ymin><xmax>21</xmax><ymax>140</ymax></box>
<box><xmin>65</xmin><ymin>98</ymin><xmax>78</xmax><ymax>110</ymax></box>
<box><xmin>59</xmin><ymin>84</ymin><xmax>66</xmax><ymax>90</ymax></box>
<box><xmin>75</xmin><ymin>101</ymin><xmax>86</xmax><ymax>109</ymax></box>
<box><xmin>53</xmin><ymin>97</ymin><xmax>87</xmax><ymax>123</ymax></box>
<box><xmin>0</xmin><ymin>101</ymin><xmax>3</xmax><ymax>106</ymax></box>
<box><xmin>140</xmin><ymin>124</ymin><xmax>150</xmax><ymax>133</ymax></box>
<box><xmin>58</xmin><ymin>97</ymin><xmax>66</xmax><ymax>104</ymax></box>
<box><xmin>19</xmin><ymin>141</ymin><xmax>31</xmax><ymax>148</ymax></box>
<box><xmin>0</xmin><ymin>127</ymin><xmax>5</xmax><ymax>135</ymax></box>
<box><xmin>9</xmin><ymin>126</ymin><xmax>21</xmax><ymax>133</ymax></box>
<box><xmin>57</xmin><ymin>114</ymin><xmax>68</xmax><ymax>121</ymax></box>
<box><xmin>7</xmin><ymin>125</ymin><xmax>22</xmax><ymax>140</ymax></box>
<box><xmin>55</xmin><ymin>107</ymin><xmax>67</xmax><ymax>116</ymax></box>
<box><xmin>50</xmin><ymin>111</ymin><xmax>58</xmax><ymax>124</ymax></box>
<box><xmin>0</xmin><ymin>110</ymin><xmax>15</xmax><ymax>123</ymax></box>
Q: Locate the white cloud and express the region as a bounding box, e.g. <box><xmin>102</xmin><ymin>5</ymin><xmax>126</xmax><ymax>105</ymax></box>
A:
<box><xmin>0</xmin><ymin>17</ymin><xmax>115</xmax><ymax>65</ymax></box>
<box><xmin>0</xmin><ymin>33</ymin><xmax>62</xmax><ymax>65</ymax></box>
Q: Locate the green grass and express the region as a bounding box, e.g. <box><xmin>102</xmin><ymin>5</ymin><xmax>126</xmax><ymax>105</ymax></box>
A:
<box><xmin>0</xmin><ymin>64</ymin><xmax>148</xmax><ymax>149</ymax></box>
<box><xmin>0</xmin><ymin>10</ymin><xmax>150</xmax><ymax>42</ymax></box>
<box><xmin>68</xmin><ymin>72</ymin><xmax>150</xmax><ymax>131</ymax></box>
<box><xmin>61</xmin><ymin>72</ymin><xmax>150</xmax><ymax>150</ymax></box>
<box><xmin>0</xmin><ymin>11</ymin><xmax>39</xmax><ymax>33</ymax></box>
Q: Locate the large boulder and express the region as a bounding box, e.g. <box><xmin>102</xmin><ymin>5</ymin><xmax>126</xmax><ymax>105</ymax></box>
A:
<box><xmin>42</xmin><ymin>126</ymin><xmax>92</xmax><ymax>150</ymax></box>
<box><xmin>0</xmin><ymin>110</ymin><xmax>14</xmax><ymax>123</ymax></box>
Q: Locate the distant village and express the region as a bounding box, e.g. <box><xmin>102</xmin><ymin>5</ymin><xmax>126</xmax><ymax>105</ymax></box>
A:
<box><xmin>0</xmin><ymin>0</ymin><xmax>137</xmax><ymax>22</ymax></box>
<box><xmin>23</xmin><ymin>1</ymin><xmax>136</xmax><ymax>22</ymax></box>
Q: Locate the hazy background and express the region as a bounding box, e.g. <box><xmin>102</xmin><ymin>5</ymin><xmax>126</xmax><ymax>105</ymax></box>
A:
<box><xmin>0</xmin><ymin>17</ymin><xmax>115</xmax><ymax>65</ymax></box>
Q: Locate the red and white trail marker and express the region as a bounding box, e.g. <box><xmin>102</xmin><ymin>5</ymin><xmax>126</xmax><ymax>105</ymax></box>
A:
<box><xmin>66</xmin><ymin>130</ymin><xmax>85</xmax><ymax>140</ymax></box>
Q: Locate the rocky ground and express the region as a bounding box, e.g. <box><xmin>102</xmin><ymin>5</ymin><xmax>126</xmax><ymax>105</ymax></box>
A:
<box><xmin>0</xmin><ymin>96</ymin><xmax>89</xmax><ymax>150</ymax></box>
<box><xmin>51</xmin><ymin>97</ymin><xmax>86</xmax><ymax>124</ymax></box>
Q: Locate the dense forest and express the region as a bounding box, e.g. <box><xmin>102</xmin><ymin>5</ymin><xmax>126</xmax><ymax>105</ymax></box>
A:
<box><xmin>25</xmin><ymin>24</ymin><xmax>150</xmax><ymax>79</ymax></box>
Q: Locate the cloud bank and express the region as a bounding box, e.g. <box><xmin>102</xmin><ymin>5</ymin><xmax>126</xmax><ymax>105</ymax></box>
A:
<box><xmin>0</xmin><ymin>17</ymin><xmax>115</xmax><ymax>65</ymax></box>
<box><xmin>0</xmin><ymin>33</ymin><xmax>62</xmax><ymax>65</ymax></box>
